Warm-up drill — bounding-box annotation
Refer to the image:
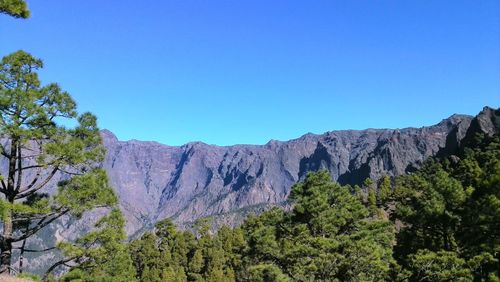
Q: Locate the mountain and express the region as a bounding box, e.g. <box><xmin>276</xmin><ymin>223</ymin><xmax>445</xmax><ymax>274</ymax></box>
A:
<box><xmin>12</xmin><ymin>106</ymin><xmax>499</xmax><ymax>274</ymax></box>
<box><xmin>99</xmin><ymin>108</ymin><xmax>497</xmax><ymax>236</ymax></box>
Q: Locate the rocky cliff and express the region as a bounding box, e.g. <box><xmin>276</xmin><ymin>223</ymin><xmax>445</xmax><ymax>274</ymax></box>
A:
<box><xmin>11</xmin><ymin>106</ymin><xmax>500</xmax><ymax>274</ymax></box>
<box><xmin>100</xmin><ymin>108</ymin><xmax>500</xmax><ymax>236</ymax></box>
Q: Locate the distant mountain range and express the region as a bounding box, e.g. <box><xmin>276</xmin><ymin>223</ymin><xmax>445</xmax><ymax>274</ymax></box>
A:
<box><xmin>15</xmin><ymin>106</ymin><xmax>500</xmax><ymax>274</ymax></box>
<box><xmin>99</xmin><ymin>106</ymin><xmax>498</xmax><ymax>236</ymax></box>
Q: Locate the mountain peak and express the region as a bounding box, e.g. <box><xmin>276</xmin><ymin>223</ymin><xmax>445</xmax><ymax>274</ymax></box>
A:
<box><xmin>472</xmin><ymin>105</ymin><xmax>500</xmax><ymax>136</ymax></box>
<box><xmin>100</xmin><ymin>129</ymin><xmax>118</xmax><ymax>142</ymax></box>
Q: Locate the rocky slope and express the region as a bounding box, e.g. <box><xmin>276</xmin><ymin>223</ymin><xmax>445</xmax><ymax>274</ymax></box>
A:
<box><xmin>100</xmin><ymin>107</ymin><xmax>498</xmax><ymax>236</ymax></box>
<box><xmin>10</xmin><ymin>106</ymin><xmax>500</xmax><ymax>274</ymax></box>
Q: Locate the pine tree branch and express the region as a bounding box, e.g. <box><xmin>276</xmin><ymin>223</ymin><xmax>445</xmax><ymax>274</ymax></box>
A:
<box><xmin>0</xmin><ymin>143</ymin><xmax>10</xmax><ymax>158</ymax></box>
<box><xmin>21</xmin><ymin>166</ymin><xmax>42</xmax><ymax>193</ymax></box>
<box><xmin>43</xmin><ymin>256</ymin><xmax>78</xmax><ymax>281</ymax></box>
<box><xmin>58</xmin><ymin>168</ymin><xmax>84</xmax><ymax>176</ymax></box>
<box><xmin>20</xmin><ymin>163</ymin><xmax>53</xmax><ymax>171</ymax></box>
<box><xmin>15</xmin><ymin>166</ymin><xmax>59</xmax><ymax>199</ymax></box>
<box><xmin>12</xmin><ymin>211</ymin><xmax>60</xmax><ymax>223</ymax></box>
<box><xmin>0</xmin><ymin>175</ymin><xmax>7</xmax><ymax>193</ymax></box>
<box><xmin>13</xmin><ymin>246</ymin><xmax>56</xmax><ymax>253</ymax></box>
<box><xmin>12</xmin><ymin>209</ymin><xmax>69</xmax><ymax>242</ymax></box>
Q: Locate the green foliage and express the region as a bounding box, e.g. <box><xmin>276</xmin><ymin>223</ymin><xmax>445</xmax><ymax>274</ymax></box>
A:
<box><xmin>17</xmin><ymin>273</ymin><xmax>41</xmax><ymax>281</ymax></box>
<box><xmin>367</xmin><ymin>187</ymin><xmax>378</xmax><ymax>216</ymax></box>
<box><xmin>362</xmin><ymin>177</ymin><xmax>380</xmax><ymax>217</ymax></box>
<box><xmin>393</xmin><ymin>168</ymin><xmax>466</xmax><ymax>255</ymax></box>
<box><xmin>125</xmin><ymin>134</ymin><xmax>499</xmax><ymax>282</ymax></box>
<box><xmin>394</xmin><ymin>133</ymin><xmax>500</xmax><ymax>280</ymax></box>
<box><xmin>239</xmin><ymin>171</ymin><xmax>396</xmax><ymax>281</ymax></box>
<box><xmin>0</xmin><ymin>0</ymin><xmax>29</xmax><ymax>18</ymax></box>
<box><xmin>0</xmin><ymin>50</ymin><xmax>126</xmax><ymax>277</ymax></box>
<box><xmin>363</xmin><ymin>177</ymin><xmax>374</xmax><ymax>188</ymax></box>
<box><xmin>407</xmin><ymin>249</ymin><xmax>472</xmax><ymax>281</ymax></box>
<box><xmin>378</xmin><ymin>175</ymin><xmax>392</xmax><ymax>205</ymax></box>
<box><xmin>59</xmin><ymin>209</ymin><xmax>136</xmax><ymax>282</ymax></box>
<box><xmin>129</xmin><ymin>217</ymin><xmax>242</xmax><ymax>282</ymax></box>
<box><xmin>247</xmin><ymin>264</ymin><xmax>290</xmax><ymax>282</ymax></box>
<box><xmin>54</xmin><ymin>169</ymin><xmax>117</xmax><ymax>217</ymax></box>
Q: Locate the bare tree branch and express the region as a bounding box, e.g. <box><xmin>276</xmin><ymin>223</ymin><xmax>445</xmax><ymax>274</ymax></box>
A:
<box><xmin>16</xmin><ymin>166</ymin><xmax>59</xmax><ymax>199</ymax></box>
<box><xmin>12</xmin><ymin>211</ymin><xmax>60</xmax><ymax>223</ymax></box>
<box><xmin>20</xmin><ymin>166</ymin><xmax>42</xmax><ymax>193</ymax></box>
<box><xmin>58</xmin><ymin>168</ymin><xmax>84</xmax><ymax>176</ymax></box>
<box><xmin>14</xmin><ymin>246</ymin><xmax>56</xmax><ymax>253</ymax></box>
<box><xmin>0</xmin><ymin>174</ymin><xmax>7</xmax><ymax>193</ymax></box>
<box><xmin>12</xmin><ymin>209</ymin><xmax>69</xmax><ymax>242</ymax></box>
<box><xmin>43</xmin><ymin>256</ymin><xmax>78</xmax><ymax>281</ymax></box>
<box><xmin>0</xmin><ymin>143</ymin><xmax>10</xmax><ymax>158</ymax></box>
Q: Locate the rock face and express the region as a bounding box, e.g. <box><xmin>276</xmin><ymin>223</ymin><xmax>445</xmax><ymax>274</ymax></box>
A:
<box><xmin>98</xmin><ymin>109</ymin><xmax>500</xmax><ymax>236</ymax></box>
<box><xmin>7</xmin><ymin>107</ymin><xmax>500</xmax><ymax>274</ymax></box>
<box><xmin>460</xmin><ymin>106</ymin><xmax>500</xmax><ymax>148</ymax></box>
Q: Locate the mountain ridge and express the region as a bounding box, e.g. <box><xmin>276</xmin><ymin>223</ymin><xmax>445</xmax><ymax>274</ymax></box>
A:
<box><xmin>100</xmin><ymin>113</ymin><xmax>474</xmax><ymax>148</ymax></box>
<box><xmin>12</xmin><ymin>106</ymin><xmax>499</xmax><ymax>274</ymax></box>
<box><xmin>99</xmin><ymin>109</ymin><xmax>498</xmax><ymax>235</ymax></box>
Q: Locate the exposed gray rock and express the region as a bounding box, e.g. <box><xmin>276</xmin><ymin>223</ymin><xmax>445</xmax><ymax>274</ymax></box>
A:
<box><xmin>460</xmin><ymin>106</ymin><xmax>500</xmax><ymax>149</ymax></box>
<box><xmin>99</xmin><ymin>111</ymin><xmax>482</xmax><ymax>236</ymax></box>
<box><xmin>8</xmin><ymin>107</ymin><xmax>500</xmax><ymax>275</ymax></box>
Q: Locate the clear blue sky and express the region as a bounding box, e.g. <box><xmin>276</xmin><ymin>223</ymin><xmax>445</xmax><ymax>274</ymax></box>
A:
<box><xmin>1</xmin><ymin>1</ymin><xmax>499</xmax><ymax>146</ymax></box>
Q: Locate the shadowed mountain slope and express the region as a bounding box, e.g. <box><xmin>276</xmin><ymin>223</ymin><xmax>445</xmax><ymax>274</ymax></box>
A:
<box><xmin>7</xmin><ymin>107</ymin><xmax>500</xmax><ymax>275</ymax></box>
<box><xmin>101</xmin><ymin>108</ymin><xmax>499</xmax><ymax>235</ymax></box>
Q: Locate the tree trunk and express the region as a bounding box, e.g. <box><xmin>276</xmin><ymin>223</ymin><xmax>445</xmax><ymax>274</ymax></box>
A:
<box><xmin>0</xmin><ymin>209</ymin><xmax>13</xmax><ymax>274</ymax></box>
<box><xmin>0</xmin><ymin>138</ymin><xmax>19</xmax><ymax>274</ymax></box>
<box><xmin>19</xmin><ymin>236</ymin><xmax>27</xmax><ymax>274</ymax></box>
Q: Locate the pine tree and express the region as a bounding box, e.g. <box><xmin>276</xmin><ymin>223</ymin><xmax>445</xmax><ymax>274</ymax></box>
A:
<box><xmin>362</xmin><ymin>178</ymin><xmax>378</xmax><ymax>216</ymax></box>
<box><xmin>367</xmin><ymin>187</ymin><xmax>378</xmax><ymax>216</ymax></box>
<box><xmin>247</xmin><ymin>264</ymin><xmax>290</xmax><ymax>282</ymax></box>
<box><xmin>0</xmin><ymin>50</ymin><xmax>117</xmax><ymax>275</ymax></box>
<box><xmin>241</xmin><ymin>171</ymin><xmax>396</xmax><ymax>281</ymax></box>
<box><xmin>407</xmin><ymin>249</ymin><xmax>472</xmax><ymax>281</ymax></box>
<box><xmin>378</xmin><ymin>175</ymin><xmax>392</xmax><ymax>205</ymax></box>
<box><xmin>0</xmin><ymin>0</ymin><xmax>29</xmax><ymax>18</ymax></box>
<box><xmin>188</xmin><ymin>249</ymin><xmax>204</xmax><ymax>278</ymax></box>
<box><xmin>50</xmin><ymin>209</ymin><xmax>137</xmax><ymax>281</ymax></box>
<box><xmin>129</xmin><ymin>232</ymin><xmax>163</xmax><ymax>281</ymax></box>
<box><xmin>393</xmin><ymin>133</ymin><xmax>500</xmax><ymax>280</ymax></box>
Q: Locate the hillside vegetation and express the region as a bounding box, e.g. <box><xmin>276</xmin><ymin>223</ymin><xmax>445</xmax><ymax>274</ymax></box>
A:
<box><xmin>116</xmin><ymin>131</ymin><xmax>498</xmax><ymax>282</ymax></box>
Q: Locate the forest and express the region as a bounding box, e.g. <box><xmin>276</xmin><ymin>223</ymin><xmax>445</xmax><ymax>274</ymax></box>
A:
<box><xmin>34</xmin><ymin>129</ymin><xmax>499</xmax><ymax>281</ymax></box>
<box><xmin>111</xmin><ymin>132</ymin><xmax>498</xmax><ymax>282</ymax></box>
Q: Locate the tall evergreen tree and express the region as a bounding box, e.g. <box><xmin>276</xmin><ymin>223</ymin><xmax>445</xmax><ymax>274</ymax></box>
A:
<box><xmin>378</xmin><ymin>175</ymin><xmax>392</xmax><ymax>205</ymax></box>
<box><xmin>0</xmin><ymin>50</ymin><xmax>117</xmax><ymax>275</ymax></box>
<box><xmin>51</xmin><ymin>209</ymin><xmax>136</xmax><ymax>281</ymax></box>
